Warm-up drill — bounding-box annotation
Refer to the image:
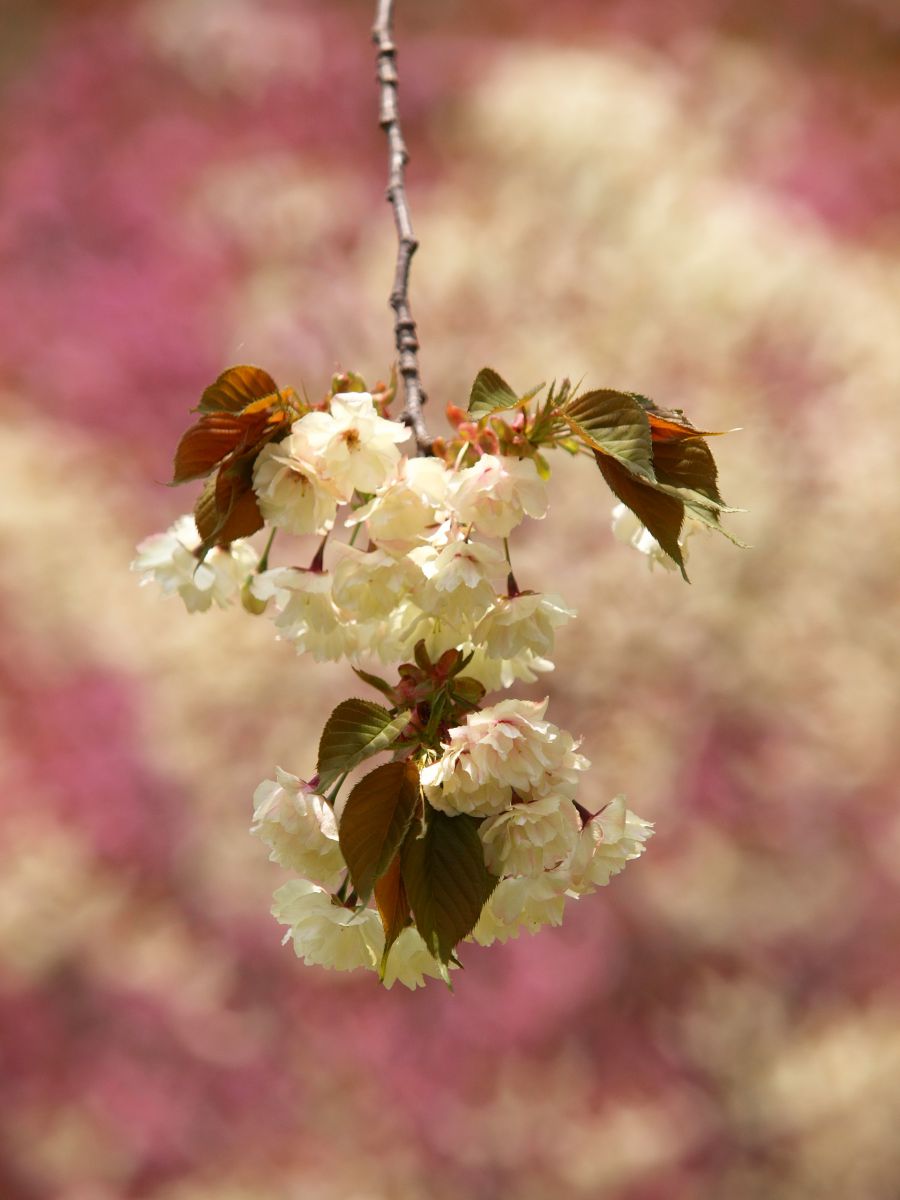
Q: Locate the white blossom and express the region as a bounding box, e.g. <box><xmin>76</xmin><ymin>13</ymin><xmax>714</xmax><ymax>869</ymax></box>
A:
<box><xmin>464</xmin><ymin>645</ymin><xmax>556</xmax><ymax>691</ymax></box>
<box><xmin>251</xmin><ymin>567</ymin><xmax>352</xmax><ymax>661</ymax></box>
<box><xmin>566</xmin><ymin>795</ymin><xmax>654</xmax><ymax>894</ymax></box>
<box><xmin>480</xmin><ymin>794</ymin><xmax>581</xmax><ymax>877</ymax></box>
<box><xmin>421</xmin><ymin>698</ymin><xmax>588</xmax><ymax>817</ymax></box>
<box><xmin>474</xmin><ymin>591</ymin><xmax>574</xmax><ymax>660</ymax></box>
<box><xmin>449</xmin><ymin>454</ymin><xmax>548</xmax><ymax>537</ymax></box>
<box><xmin>410</xmin><ymin>538</ymin><xmax>505</xmax><ymax>628</ymax></box>
<box><xmin>470</xmin><ymin>873</ymin><xmax>569</xmax><ymax>946</ymax></box>
<box><xmin>272</xmin><ymin>880</ymin><xmax>383</xmax><ymax>972</ymax></box>
<box><xmin>331</xmin><ymin>547</ymin><xmax>422</xmax><ymax>621</ymax></box>
<box><xmin>289</xmin><ymin>392</ymin><xmax>409</xmax><ymax>501</ymax></box>
<box><xmin>131</xmin><ymin>515</ymin><xmax>257</xmax><ymax>612</ymax></box>
<box><xmin>252</xmin><ymin>436</ymin><xmax>338</xmax><ymax>534</ymax></box>
<box><xmin>251</xmin><ymin>768</ymin><xmax>344</xmax><ymax>888</ymax></box>
<box><xmin>347</xmin><ymin>456</ymin><xmax>451</xmax><ymax>553</ymax></box>
<box><xmin>381</xmin><ymin>928</ymin><xmax>448</xmax><ymax>991</ymax></box>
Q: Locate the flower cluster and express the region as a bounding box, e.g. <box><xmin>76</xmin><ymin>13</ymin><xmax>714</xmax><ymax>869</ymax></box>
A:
<box><xmin>133</xmin><ymin>364</ymin><xmax>735</xmax><ymax>989</ymax></box>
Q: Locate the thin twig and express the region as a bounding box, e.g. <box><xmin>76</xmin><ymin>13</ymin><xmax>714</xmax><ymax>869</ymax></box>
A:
<box><xmin>372</xmin><ymin>0</ymin><xmax>432</xmax><ymax>452</ymax></box>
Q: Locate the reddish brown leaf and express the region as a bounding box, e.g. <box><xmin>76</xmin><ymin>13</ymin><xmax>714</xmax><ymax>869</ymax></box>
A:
<box><xmin>652</xmin><ymin>436</ymin><xmax>723</xmax><ymax>507</ymax></box>
<box><xmin>633</xmin><ymin>394</ymin><xmax>724</xmax><ymax>442</ymax></box>
<box><xmin>596</xmin><ymin>452</ymin><xmax>688</xmax><ymax>580</ymax></box>
<box><xmin>172</xmin><ymin>414</ymin><xmax>246</xmax><ymax>484</ymax></box>
<box><xmin>374</xmin><ymin>855</ymin><xmax>411</xmax><ymax>958</ymax></box>
<box><xmin>214</xmin><ymin>486</ymin><xmax>264</xmax><ymax>543</ymax></box>
<box><xmin>198</xmin><ymin>365</ymin><xmax>280</xmax><ymax>415</ymax></box>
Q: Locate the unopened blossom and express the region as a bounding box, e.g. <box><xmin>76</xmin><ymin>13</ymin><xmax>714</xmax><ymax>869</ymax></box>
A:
<box><xmin>475</xmin><ymin>591</ymin><xmax>575</xmax><ymax>660</ymax></box>
<box><xmin>289</xmin><ymin>392</ymin><xmax>409</xmax><ymax>501</ymax></box>
<box><xmin>421</xmin><ymin>697</ymin><xmax>588</xmax><ymax>817</ymax></box>
<box><xmin>331</xmin><ymin>547</ymin><xmax>422</xmax><ymax>621</ymax></box>
<box><xmin>252</xmin><ymin>437</ymin><xmax>338</xmax><ymax>535</ymax></box>
<box><xmin>251</xmin><ymin>768</ymin><xmax>344</xmax><ymax>888</ymax></box>
<box><xmin>381</xmin><ymin>928</ymin><xmax>450</xmax><ymax>991</ymax></box>
<box><xmin>611</xmin><ymin>502</ymin><xmax>695</xmax><ymax>572</ymax></box>
<box><xmin>272</xmin><ymin>880</ymin><xmax>383</xmax><ymax>972</ymax></box>
<box><xmin>131</xmin><ymin>515</ymin><xmax>257</xmax><ymax>612</ymax></box>
<box><xmin>566</xmin><ymin>795</ymin><xmax>653</xmax><ymax>894</ymax></box>
<box><xmin>449</xmin><ymin>454</ymin><xmax>548</xmax><ymax>538</ymax></box>
<box><xmin>471</xmin><ymin>872</ymin><xmax>569</xmax><ymax>946</ymax></box>
<box><xmin>251</xmin><ymin>567</ymin><xmax>352</xmax><ymax>661</ymax></box>
<box><xmin>480</xmin><ymin>794</ymin><xmax>581</xmax><ymax>877</ymax></box>
<box><xmin>347</xmin><ymin>457</ymin><xmax>451</xmax><ymax>553</ymax></box>
<box><xmin>410</xmin><ymin>538</ymin><xmax>505</xmax><ymax>628</ymax></box>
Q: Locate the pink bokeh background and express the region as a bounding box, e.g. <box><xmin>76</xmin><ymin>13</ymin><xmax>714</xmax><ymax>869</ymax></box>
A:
<box><xmin>2</xmin><ymin>2</ymin><xmax>899</xmax><ymax>1197</ymax></box>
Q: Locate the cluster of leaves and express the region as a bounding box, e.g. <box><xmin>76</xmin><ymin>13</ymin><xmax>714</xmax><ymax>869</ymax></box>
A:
<box><xmin>441</xmin><ymin>367</ymin><xmax>739</xmax><ymax>580</ymax></box>
<box><xmin>318</xmin><ymin>645</ymin><xmax>495</xmax><ymax>982</ymax></box>
<box><xmin>170</xmin><ymin>361</ymin><xmax>736</xmax><ymax>581</ymax></box>
<box><xmin>170</xmin><ymin>367</ymin><xmax>396</xmax><ymax>554</ymax></box>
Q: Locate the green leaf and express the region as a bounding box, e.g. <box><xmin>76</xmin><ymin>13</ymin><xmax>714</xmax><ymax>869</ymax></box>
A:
<box><xmin>197</xmin><ymin>365</ymin><xmax>280</xmax><ymax>414</ymax></box>
<box><xmin>351</xmin><ymin>666</ymin><xmax>397</xmax><ymax>703</ymax></box>
<box><xmin>563</xmin><ymin>389</ymin><xmax>655</xmax><ymax>478</ymax></box>
<box><xmin>317</xmin><ymin>699</ymin><xmax>410</xmax><ymax>788</ymax></box>
<box><xmin>339</xmin><ymin>761</ymin><xmax>420</xmax><ymax>904</ymax></box>
<box><xmin>468</xmin><ymin>368</ymin><xmax>519</xmax><ymax>417</ymax></box>
<box><xmin>401</xmin><ymin>810</ymin><xmax>498</xmax><ymax>964</ymax></box>
<box><xmin>374</xmin><ymin>854</ymin><xmax>412</xmax><ymax>981</ymax></box>
<box><xmin>596</xmin><ymin>452</ymin><xmax>688</xmax><ymax>581</ymax></box>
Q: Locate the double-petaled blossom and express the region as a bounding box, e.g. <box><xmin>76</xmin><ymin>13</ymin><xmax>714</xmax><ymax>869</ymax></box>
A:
<box><xmin>251</xmin><ymin>768</ymin><xmax>344</xmax><ymax>889</ymax></box>
<box><xmin>289</xmin><ymin>392</ymin><xmax>410</xmax><ymax>501</ymax></box>
<box><xmin>474</xmin><ymin>591</ymin><xmax>575</xmax><ymax>660</ymax></box>
<box><xmin>330</xmin><ymin>547</ymin><xmax>423</xmax><ymax>622</ymax></box>
<box><xmin>479</xmin><ymin>793</ymin><xmax>581</xmax><ymax>877</ymax></box>
<box><xmin>410</xmin><ymin>538</ymin><xmax>505</xmax><ymax>628</ymax></box>
<box><xmin>271</xmin><ymin>878</ymin><xmax>453</xmax><ymax>989</ymax></box>
<box><xmin>465</xmin><ymin>644</ymin><xmax>555</xmax><ymax>692</ymax></box>
<box><xmin>566</xmin><ymin>795</ymin><xmax>654</xmax><ymax>893</ymax></box>
<box><xmin>251</xmin><ymin>567</ymin><xmax>353</xmax><ymax>661</ymax></box>
<box><xmin>380</xmin><ymin>928</ymin><xmax>452</xmax><ymax>991</ymax></box>
<box><xmin>470</xmin><ymin>872</ymin><xmax>570</xmax><ymax>946</ymax></box>
<box><xmin>449</xmin><ymin>454</ymin><xmax>548</xmax><ymax>538</ymax></box>
<box><xmin>252</xmin><ymin>436</ymin><xmax>338</xmax><ymax>535</ymax></box>
<box><xmin>272</xmin><ymin>880</ymin><xmax>383</xmax><ymax>972</ymax></box>
<box><xmin>131</xmin><ymin>515</ymin><xmax>257</xmax><ymax>612</ymax></box>
<box><xmin>421</xmin><ymin>697</ymin><xmax>588</xmax><ymax>817</ymax></box>
<box><xmin>347</xmin><ymin>456</ymin><xmax>451</xmax><ymax>553</ymax></box>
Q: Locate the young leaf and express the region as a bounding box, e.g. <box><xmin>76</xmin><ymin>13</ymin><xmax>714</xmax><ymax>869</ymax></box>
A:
<box><xmin>317</xmin><ymin>699</ymin><xmax>411</xmax><ymax>788</ymax></box>
<box><xmin>651</xmin><ymin>435</ymin><xmax>723</xmax><ymax>508</ymax></box>
<box><xmin>339</xmin><ymin>761</ymin><xmax>420</xmax><ymax>904</ymax></box>
<box><xmin>197</xmin><ymin>365</ymin><xmax>280</xmax><ymax>414</ymax></box>
<box><xmin>596</xmin><ymin>452</ymin><xmax>688</xmax><ymax>580</ymax></box>
<box><xmin>468</xmin><ymin>367</ymin><xmax>519</xmax><ymax>417</ymax></box>
<box><xmin>351</xmin><ymin>666</ymin><xmax>397</xmax><ymax>703</ymax></box>
<box><xmin>193</xmin><ymin>471</ymin><xmax>264</xmax><ymax>546</ymax></box>
<box><xmin>172</xmin><ymin>413</ymin><xmax>247</xmax><ymax>484</ymax></box>
<box><xmin>374</xmin><ymin>854</ymin><xmax>412</xmax><ymax>980</ymax></box>
<box><xmin>563</xmin><ymin>389</ymin><xmax>654</xmax><ymax>479</ymax></box>
<box><xmin>401</xmin><ymin>810</ymin><xmax>498</xmax><ymax>964</ymax></box>
<box><xmin>632</xmin><ymin>393</ymin><xmax>725</xmax><ymax>442</ymax></box>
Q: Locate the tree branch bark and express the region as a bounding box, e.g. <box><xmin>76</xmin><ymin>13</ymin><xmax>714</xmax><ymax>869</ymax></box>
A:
<box><xmin>372</xmin><ymin>0</ymin><xmax>432</xmax><ymax>453</ymax></box>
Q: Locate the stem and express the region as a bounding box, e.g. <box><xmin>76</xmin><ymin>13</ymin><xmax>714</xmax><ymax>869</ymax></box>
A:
<box><xmin>503</xmin><ymin>537</ymin><xmax>520</xmax><ymax>597</ymax></box>
<box><xmin>373</xmin><ymin>0</ymin><xmax>432</xmax><ymax>454</ymax></box>
<box><xmin>309</xmin><ymin>532</ymin><xmax>329</xmax><ymax>573</ymax></box>
<box><xmin>257</xmin><ymin>527</ymin><xmax>277</xmax><ymax>573</ymax></box>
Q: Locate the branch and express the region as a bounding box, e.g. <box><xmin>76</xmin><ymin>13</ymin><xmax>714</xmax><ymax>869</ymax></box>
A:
<box><xmin>372</xmin><ymin>0</ymin><xmax>432</xmax><ymax>453</ymax></box>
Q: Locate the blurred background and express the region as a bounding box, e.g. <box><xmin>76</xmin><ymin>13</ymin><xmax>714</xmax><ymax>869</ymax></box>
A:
<box><xmin>1</xmin><ymin>1</ymin><xmax>899</xmax><ymax>1197</ymax></box>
